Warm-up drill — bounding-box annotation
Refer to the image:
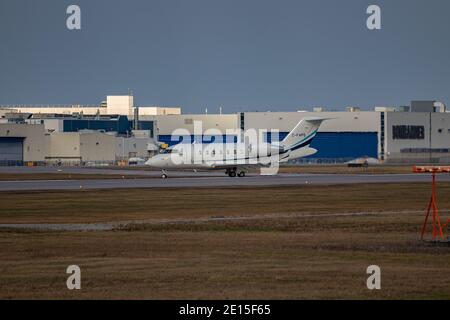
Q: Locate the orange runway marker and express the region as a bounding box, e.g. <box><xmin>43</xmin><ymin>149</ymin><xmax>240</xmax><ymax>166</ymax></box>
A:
<box><xmin>413</xmin><ymin>166</ymin><xmax>450</xmax><ymax>241</ymax></box>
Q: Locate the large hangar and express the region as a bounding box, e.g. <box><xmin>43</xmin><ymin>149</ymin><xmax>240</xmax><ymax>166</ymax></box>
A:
<box><xmin>0</xmin><ymin>137</ymin><xmax>24</xmax><ymax>163</ymax></box>
<box><xmin>152</xmin><ymin>111</ymin><xmax>380</xmax><ymax>162</ymax></box>
<box><xmin>241</xmin><ymin>111</ymin><xmax>379</xmax><ymax>162</ymax></box>
<box><xmin>152</xmin><ymin>102</ymin><xmax>450</xmax><ymax>164</ymax></box>
<box><xmin>383</xmin><ymin>111</ymin><xmax>450</xmax><ymax>163</ymax></box>
<box><xmin>0</xmin><ymin>124</ymin><xmax>48</xmax><ymax>165</ymax></box>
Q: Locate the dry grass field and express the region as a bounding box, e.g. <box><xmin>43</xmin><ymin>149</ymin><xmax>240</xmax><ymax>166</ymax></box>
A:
<box><xmin>0</xmin><ymin>183</ymin><xmax>449</xmax><ymax>299</ymax></box>
<box><xmin>0</xmin><ymin>183</ymin><xmax>449</xmax><ymax>224</ymax></box>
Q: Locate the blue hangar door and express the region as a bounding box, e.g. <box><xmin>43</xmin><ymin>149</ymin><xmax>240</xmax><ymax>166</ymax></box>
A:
<box><xmin>0</xmin><ymin>137</ymin><xmax>24</xmax><ymax>163</ymax></box>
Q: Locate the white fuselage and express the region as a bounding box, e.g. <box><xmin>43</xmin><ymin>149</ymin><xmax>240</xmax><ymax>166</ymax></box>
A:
<box><xmin>145</xmin><ymin>142</ymin><xmax>317</xmax><ymax>170</ymax></box>
<box><xmin>145</xmin><ymin>117</ymin><xmax>328</xmax><ymax>175</ymax></box>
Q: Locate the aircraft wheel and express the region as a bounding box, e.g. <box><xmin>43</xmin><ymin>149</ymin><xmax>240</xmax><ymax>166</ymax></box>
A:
<box><xmin>161</xmin><ymin>173</ymin><xmax>168</xmax><ymax>179</ymax></box>
<box><xmin>229</xmin><ymin>171</ymin><xmax>236</xmax><ymax>177</ymax></box>
<box><xmin>238</xmin><ymin>171</ymin><xmax>246</xmax><ymax>177</ymax></box>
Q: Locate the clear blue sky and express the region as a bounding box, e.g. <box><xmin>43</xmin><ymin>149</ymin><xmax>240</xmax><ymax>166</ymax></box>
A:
<box><xmin>1</xmin><ymin>0</ymin><xmax>450</xmax><ymax>113</ymax></box>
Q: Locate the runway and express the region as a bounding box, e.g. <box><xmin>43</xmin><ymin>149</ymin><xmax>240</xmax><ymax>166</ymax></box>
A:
<box><xmin>0</xmin><ymin>172</ymin><xmax>449</xmax><ymax>191</ymax></box>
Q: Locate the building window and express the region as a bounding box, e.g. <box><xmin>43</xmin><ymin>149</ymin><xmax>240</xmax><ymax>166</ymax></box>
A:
<box><xmin>392</xmin><ymin>125</ymin><xmax>425</xmax><ymax>140</ymax></box>
<box><xmin>401</xmin><ymin>148</ymin><xmax>450</xmax><ymax>154</ymax></box>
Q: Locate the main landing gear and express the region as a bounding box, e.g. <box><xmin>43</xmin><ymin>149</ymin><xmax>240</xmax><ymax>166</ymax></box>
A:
<box><xmin>225</xmin><ymin>168</ymin><xmax>246</xmax><ymax>178</ymax></box>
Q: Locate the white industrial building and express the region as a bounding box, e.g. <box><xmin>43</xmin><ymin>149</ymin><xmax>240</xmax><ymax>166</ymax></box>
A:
<box><xmin>0</xmin><ymin>95</ymin><xmax>181</xmax><ymax>117</ymax></box>
<box><xmin>116</xmin><ymin>132</ymin><xmax>159</xmax><ymax>161</ymax></box>
<box><xmin>152</xmin><ymin>101</ymin><xmax>450</xmax><ymax>164</ymax></box>
<box><xmin>1</xmin><ymin>98</ymin><xmax>449</xmax><ymax>165</ymax></box>
<box><xmin>47</xmin><ymin>131</ymin><xmax>117</xmax><ymax>165</ymax></box>
<box><xmin>0</xmin><ymin>124</ymin><xmax>158</xmax><ymax>166</ymax></box>
<box><xmin>383</xmin><ymin>112</ymin><xmax>450</xmax><ymax>163</ymax></box>
<box><xmin>0</xmin><ymin>123</ymin><xmax>48</xmax><ymax>164</ymax></box>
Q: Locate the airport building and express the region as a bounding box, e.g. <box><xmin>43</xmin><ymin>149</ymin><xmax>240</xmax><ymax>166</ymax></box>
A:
<box><xmin>47</xmin><ymin>131</ymin><xmax>116</xmax><ymax>165</ymax></box>
<box><xmin>0</xmin><ymin>123</ymin><xmax>159</xmax><ymax>166</ymax></box>
<box><xmin>0</xmin><ymin>95</ymin><xmax>181</xmax><ymax>117</ymax></box>
<box><xmin>0</xmin><ymin>123</ymin><xmax>48</xmax><ymax>165</ymax></box>
<box><xmin>152</xmin><ymin>101</ymin><xmax>450</xmax><ymax>164</ymax></box>
<box><xmin>152</xmin><ymin>112</ymin><xmax>379</xmax><ymax>162</ymax></box>
<box><xmin>26</xmin><ymin>115</ymin><xmax>155</xmax><ymax>137</ymax></box>
<box><xmin>1</xmin><ymin>96</ymin><xmax>449</xmax><ymax>165</ymax></box>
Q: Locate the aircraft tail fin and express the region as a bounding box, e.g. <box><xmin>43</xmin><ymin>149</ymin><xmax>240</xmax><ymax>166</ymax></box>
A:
<box><xmin>281</xmin><ymin>117</ymin><xmax>330</xmax><ymax>151</ymax></box>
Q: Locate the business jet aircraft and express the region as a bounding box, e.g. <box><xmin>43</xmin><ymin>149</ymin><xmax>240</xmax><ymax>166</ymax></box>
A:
<box><xmin>145</xmin><ymin>117</ymin><xmax>328</xmax><ymax>178</ymax></box>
